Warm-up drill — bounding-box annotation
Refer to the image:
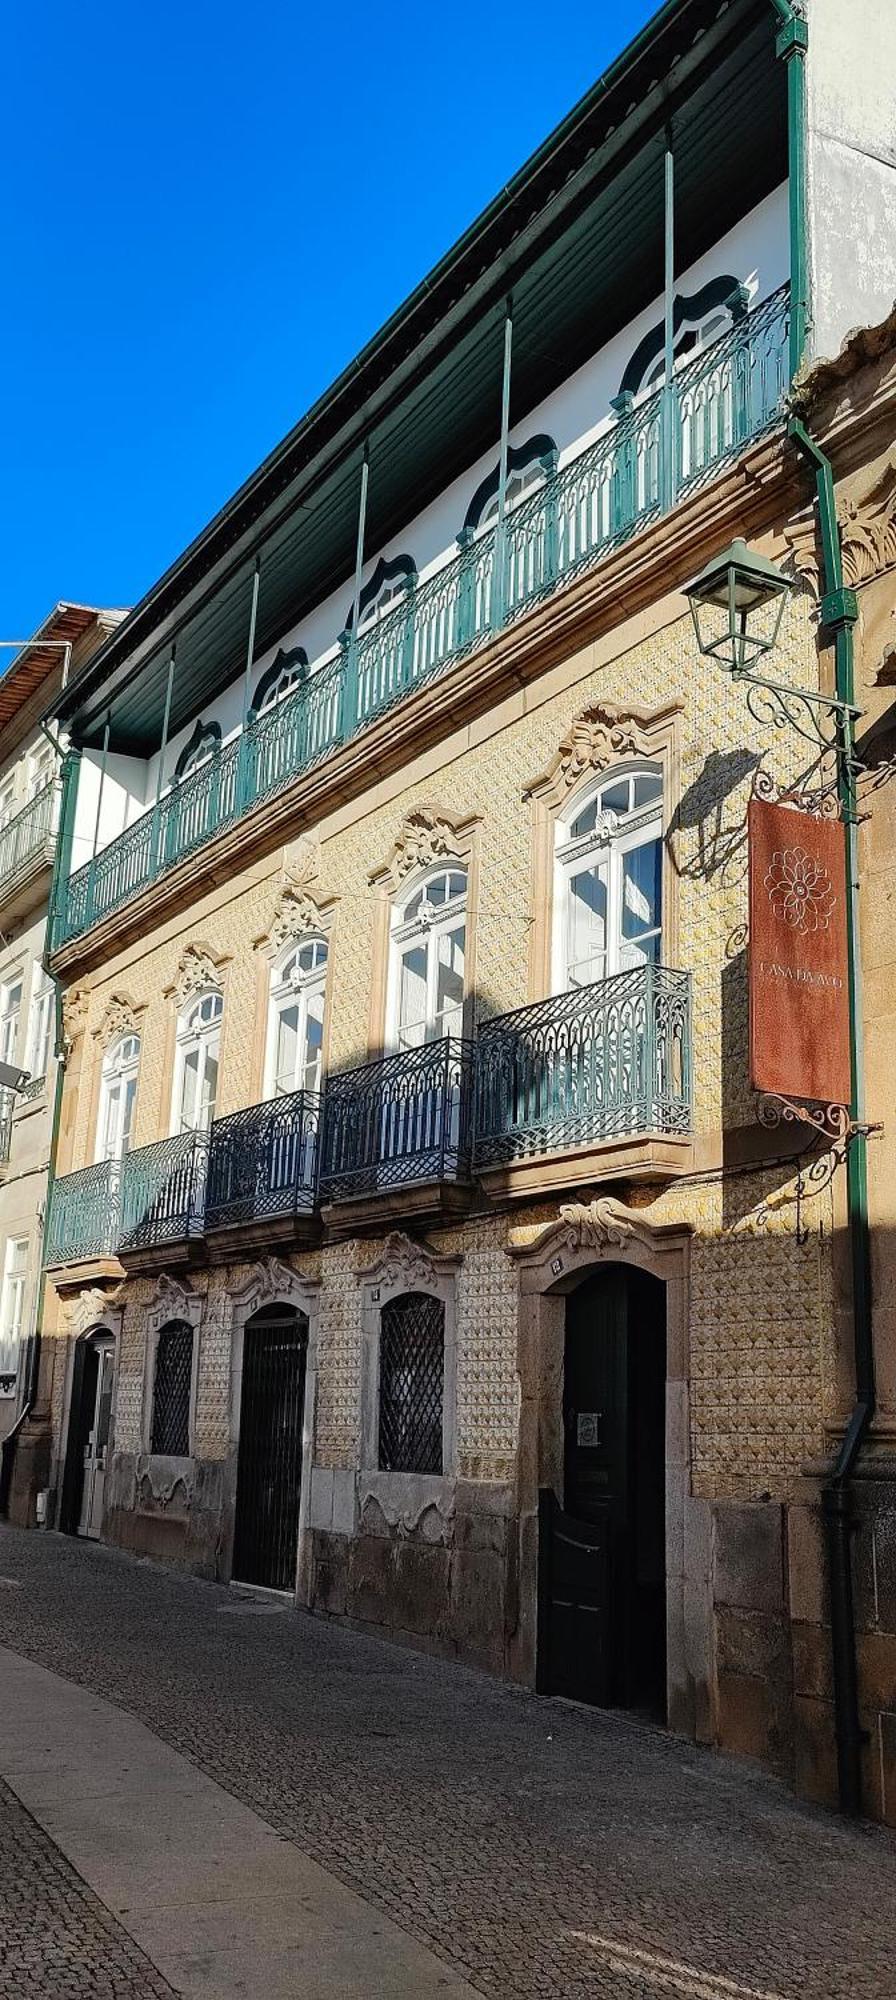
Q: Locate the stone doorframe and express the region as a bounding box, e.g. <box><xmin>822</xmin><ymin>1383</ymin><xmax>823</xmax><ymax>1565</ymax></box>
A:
<box><xmin>507</xmin><ymin>1196</ymin><xmax>696</xmax><ymax>1733</ymax></box>
<box><xmin>226</xmin><ymin>1257</ymin><xmax>321</xmax><ymax>1603</ymax></box>
<box><xmin>55</xmin><ymin>1284</ymin><xmax>125</xmax><ymax>1535</ymax></box>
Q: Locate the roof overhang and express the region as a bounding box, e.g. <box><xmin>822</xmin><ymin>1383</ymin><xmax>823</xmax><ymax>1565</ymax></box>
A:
<box><xmin>1</xmin><ymin>603</ymin><xmax>127</xmax><ymax>733</ymax></box>
<box><xmin>55</xmin><ymin>0</ymin><xmax>787</xmax><ymax>754</ymax></box>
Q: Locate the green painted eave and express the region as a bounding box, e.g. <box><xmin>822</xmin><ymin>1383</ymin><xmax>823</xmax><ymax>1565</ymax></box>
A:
<box><xmin>57</xmin><ymin>0</ymin><xmax>786</xmax><ymax>753</ymax></box>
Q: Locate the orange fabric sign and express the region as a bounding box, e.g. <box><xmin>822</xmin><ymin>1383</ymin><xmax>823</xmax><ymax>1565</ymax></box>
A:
<box><xmin>748</xmin><ymin>797</ymin><xmax>851</xmax><ymax>1105</ymax></box>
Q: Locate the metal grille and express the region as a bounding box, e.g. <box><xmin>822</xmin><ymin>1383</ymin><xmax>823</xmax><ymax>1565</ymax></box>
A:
<box><xmin>320</xmin><ymin>1037</ymin><xmax>473</xmax><ymax>1201</ymax></box>
<box><xmin>205</xmin><ymin>1090</ymin><xmax>320</xmax><ymax>1230</ymax></box>
<box><xmin>378</xmin><ymin>1293</ymin><xmax>444</xmax><ymax>1475</ymax></box>
<box><xmin>150</xmin><ymin>1321</ymin><xmax>193</xmax><ymax>1457</ymax></box>
<box><xmin>232</xmin><ymin>1309</ymin><xmax>308</xmax><ymax>1591</ymax></box>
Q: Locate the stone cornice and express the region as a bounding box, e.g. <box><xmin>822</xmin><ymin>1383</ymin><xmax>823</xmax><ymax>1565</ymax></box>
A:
<box><xmin>49</xmin><ymin>420</ymin><xmax>805</xmax><ymax>981</ymax></box>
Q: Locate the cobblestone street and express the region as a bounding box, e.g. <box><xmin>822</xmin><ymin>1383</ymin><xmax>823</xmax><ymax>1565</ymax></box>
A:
<box><xmin>1</xmin><ymin>1525</ymin><xmax>895</xmax><ymax>1999</ymax></box>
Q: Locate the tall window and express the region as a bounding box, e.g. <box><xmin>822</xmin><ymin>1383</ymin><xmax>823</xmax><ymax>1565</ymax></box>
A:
<box><xmin>0</xmin><ymin>1237</ymin><xmax>28</xmax><ymax>1395</ymax></box>
<box><xmin>618</xmin><ymin>277</ymin><xmax>741</xmax><ymax>401</ymax></box>
<box><xmin>172</xmin><ymin>990</ymin><xmax>223</xmax><ymax>1132</ymax></box>
<box><xmin>463</xmin><ymin>435</ymin><xmax>556</xmax><ymax>536</ymax></box>
<box><xmin>174</xmin><ymin>721</ymin><xmax>221</xmax><ymax>781</ymax></box>
<box><xmin>150</xmin><ymin>1320</ymin><xmax>193</xmax><ymax>1456</ymax></box>
<box><xmin>0</xmin><ymin>977</ymin><xmax>22</xmax><ymax>1068</ymax></box>
<box><xmin>96</xmin><ymin>1034</ymin><xmax>141</xmax><ymax>1162</ymax></box>
<box><xmin>554</xmin><ymin>766</ymin><xmax>663</xmax><ymax>990</ymax></box>
<box><xmin>252</xmin><ymin>647</ymin><xmax>308</xmax><ymax>718</ymax></box>
<box><xmin>27</xmin><ymin>963</ymin><xmax>53</xmax><ymax>1083</ymax></box>
<box><xmin>388</xmin><ymin>868</ymin><xmax>466</xmax><ymax>1051</ymax></box>
<box><xmin>0</xmin><ymin>776</ymin><xmax>16</xmax><ymax>830</ymax></box>
<box><xmin>27</xmin><ymin>742</ymin><xmax>55</xmax><ymax>798</ymax></box>
<box><xmin>266</xmin><ymin>939</ymin><xmax>328</xmax><ymax>1097</ymax></box>
<box><xmin>378</xmin><ymin>1293</ymin><xmax>444</xmax><ymax>1474</ymax></box>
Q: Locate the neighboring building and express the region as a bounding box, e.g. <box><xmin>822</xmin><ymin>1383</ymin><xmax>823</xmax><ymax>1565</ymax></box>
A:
<box><xmin>0</xmin><ymin>606</ymin><xmax>122</xmax><ymax>1485</ymax></box>
<box><xmin>32</xmin><ymin>0</ymin><xmax>896</xmax><ymax>1817</ymax></box>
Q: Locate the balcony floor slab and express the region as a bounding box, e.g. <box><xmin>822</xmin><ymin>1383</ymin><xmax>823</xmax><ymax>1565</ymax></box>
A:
<box><xmin>475</xmin><ymin>1132</ymin><xmax>693</xmax><ymax>1202</ymax></box>
<box><xmin>321</xmin><ymin>1179</ymin><xmax>475</xmax><ymax>1240</ymax></box>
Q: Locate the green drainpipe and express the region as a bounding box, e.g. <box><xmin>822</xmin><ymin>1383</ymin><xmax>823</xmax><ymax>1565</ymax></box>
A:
<box><xmin>790</xmin><ymin>414</ymin><xmax>873</xmax><ymax>1818</ymax></box>
<box><xmin>770</xmin><ymin>0</ymin><xmax>810</xmax><ymax>382</ymax></box>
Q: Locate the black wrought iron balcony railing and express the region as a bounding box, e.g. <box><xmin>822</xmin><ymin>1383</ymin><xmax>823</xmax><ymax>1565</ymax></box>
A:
<box><xmin>473</xmin><ymin>963</ymin><xmax>691</xmax><ymax>1169</ymax></box>
<box><xmin>205</xmin><ymin>1089</ymin><xmax>321</xmax><ymax>1230</ymax></box>
<box><xmin>45</xmin><ymin>1159</ymin><xmax>121</xmax><ymax>1266</ymax></box>
<box><xmin>53</xmin><ymin>288</ymin><xmax>790</xmax><ymax>955</ymax></box>
<box><xmin>0</xmin><ymin>783</ymin><xmax>57</xmax><ymax>898</ymax></box>
<box><xmin>320</xmin><ymin>1037</ymin><xmax>474</xmax><ymax>1204</ymax></box>
<box><xmin>118</xmin><ymin>1132</ymin><xmax>208</xmax><ymax>1254</ymax></box>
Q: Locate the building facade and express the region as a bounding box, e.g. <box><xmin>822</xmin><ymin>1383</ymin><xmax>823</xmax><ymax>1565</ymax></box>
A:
<box><xmin>0</xmin><ymin>606</ymin><xmax>121</xmax><ymax>1502</ymax></box>
<box><xmin>28</xmin><ymin>0</ymin><xmax>896</xmax><ymax>1817</ymax></box>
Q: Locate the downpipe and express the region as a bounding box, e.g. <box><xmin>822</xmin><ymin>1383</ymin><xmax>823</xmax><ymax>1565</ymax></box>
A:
<box><xmin>790</xmin><ymin>415</ymin><xmax>875</xmax><ymax>1816</ymax></box>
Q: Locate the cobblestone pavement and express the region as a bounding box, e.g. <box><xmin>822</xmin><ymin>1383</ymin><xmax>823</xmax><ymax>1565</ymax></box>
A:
<box><xmin>0</xmin><ymin>1774</ymin><xmax>175</xmax><ymax>1998</ymax></box>
<box><xmin>1</xmin><ymin>1527</ymin><xmax>895</xmax><ymax>2000</ymax></box>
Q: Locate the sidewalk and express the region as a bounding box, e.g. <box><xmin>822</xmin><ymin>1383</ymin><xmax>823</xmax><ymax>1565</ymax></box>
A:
<box><xmin>0</xmin><ymin>1644</ymin><xmax>479</xmax><ymax>1998</ymax></box>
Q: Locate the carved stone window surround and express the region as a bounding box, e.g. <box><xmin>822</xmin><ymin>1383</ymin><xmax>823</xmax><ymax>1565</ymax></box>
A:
<box><xmin>141</xmin><ymin>1273</ymin><xmax>202</xmax><ymax>1462</ymax></box>
<box><xmin>367</xmin><ymin>805</ymin><xmax>482</xmax><ymax>1055</ymax></box>
<box><xmin>357</xmin><ymin>1232</ymin><xmax>461</xmax><ymax>1543</ymax></box>
<box><xmin>524</xmin><ymin>698</ymin><xmax>682</xmax><ymax>1000</ymax></box>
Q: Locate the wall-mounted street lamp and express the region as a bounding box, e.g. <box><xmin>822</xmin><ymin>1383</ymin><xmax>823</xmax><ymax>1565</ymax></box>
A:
<box><xmin>684</xmin><ymin>536</ymin><xmax>792</xmax><ymax>675</ymax></box>
<box><xmin>0</xmin><ymin>1063</ymin><xmax>31</xmax><ymax>1096</ymax></box>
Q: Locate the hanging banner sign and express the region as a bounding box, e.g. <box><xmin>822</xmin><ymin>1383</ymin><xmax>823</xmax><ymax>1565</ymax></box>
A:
<box><xmin>748</xmin><ymin>797</ymin><xmax>851</xmax><ymax>1105</ymax></box>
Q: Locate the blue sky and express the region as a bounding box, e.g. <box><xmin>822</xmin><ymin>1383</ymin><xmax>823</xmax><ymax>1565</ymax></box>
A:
<box><xmin>4</xmin><ymin>1</ymin><xmax>658</xmax><ymax>640</ymax></box>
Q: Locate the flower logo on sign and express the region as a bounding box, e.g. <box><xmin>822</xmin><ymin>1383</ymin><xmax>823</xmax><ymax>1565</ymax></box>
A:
<box><xmin>764</xmin><ymin>845</ymin><xmax>837</xmax><ymax>933</ymax></box>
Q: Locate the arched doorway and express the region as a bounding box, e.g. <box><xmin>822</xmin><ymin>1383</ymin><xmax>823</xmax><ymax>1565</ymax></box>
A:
<box><xmin>60</xmin><ymin>1329</ymin><xmax>116</xmax><ymax>1539</ymax></box>
<box><xmin>539</xmin><ymin>1264</ymin><xmax>667</xmax><ymax>1717</ymax></box>
<box><xmin>232</xmin><ymin>1305</ymin><xmax>308</xmax><ymax>1591</ymax></box>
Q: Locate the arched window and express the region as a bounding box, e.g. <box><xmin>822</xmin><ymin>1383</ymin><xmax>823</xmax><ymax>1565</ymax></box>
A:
<box><xmin>388</xmin><ymin>867</ymin><xmax>467</xmax><ymax>1051</ymax></box>
<box><xmin>96</xmin><ymin>1033</ymin><xmax>141</xmax><ymax>1162</ymax></box>
<box><xmin>172</xmin><ymin>990</ymin><xmax>223</xmax><ymax>1133</ymax></box>
<box><xmin>251</xmin><ymin>647</ymin><xmax>308</xmax><ymax>719</ymax></box>
<box><xmin>150</xmin><ymin>1319</ymin><xmax>194</xmax><ymax>1456</ymax></box>
<box><xmin>174</xmin><ymin>720</ymin><xmax>221</xmax><ymax>781</ymax></box>
<box><xmin>343</xmin><ymin>555</ymin><xmax>416</xmax><ymax>635</ymax></box>
<box><xmin>378</xmin><ymin>1292</ymin><xmax>445</xmax><ymax>1474</ymax></box>
<box><xmin>265</xmin><ymin>937</ymin><xmax>328</xmax><ymax>1097</ymax></box>
<box><xmin>618</xmin><ymin>277</ymin><xmax>743</xmax><ymax>401</ymax></box>
<box><xmin>554</xmin><ymin>765</ymin><xmax>663</xmax><ymax>991</ymax></box>
<box><xmin>463</xmin><ymin>435</ymin><xmax>557</xmax><ymax>536</ymax></box>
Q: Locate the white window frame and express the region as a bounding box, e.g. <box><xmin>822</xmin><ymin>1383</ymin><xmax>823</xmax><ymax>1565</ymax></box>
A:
<box><xmin>95</xmin><ymin>1033</ymin><xmax>141</xmax><ymax>1163</ymax></box>
<box><xmin>553</xmin><ymin>763</ymin><xmax>664</xmax><ymax>993</ymax></box>
<box><xmin>386</xmin><ymin>867</ymin><xmax>468</xmax><ymax>1053</ymax></box>
<box><xmin>0</xmin><ymin>974</ymin><xmax>23</xmax><ymax>1069</ymax></box>
<box><xmin>0</xmin><ymin>1236</ymin><xmax>29</xmax><ymax>1395</ymax></box>
<box><xmin>264</xmin><ymin>938</ymin><xmax>328</xmax><ymax>1099</ymax></box>
<box><xmin>0</xmin><ymin>775</ymin><xmax>16</xmax><ymax>829</ymax></box>
<box><xmin>171</xmin><ymin>989</ymin><xmax>223</xmax><ymax>1135</ymax></box>
<box><xmin>358</xmin><ymin>572</ymin><xmax>410</xmax><ymax>631</ymax></box>
<box><xmin>477</xmin><ymin>458</ymin><xmax>547</xmax><ymax>531</ymax></box>
<box><xmin>27</xmin><ymin>741</ymin><xmax>55</xmax><ymax>799</ymax></box>
<box><xmin>256</xmin><ymin>659</ymin><xmax>304</xmax><ymax>714</ymax></box>
<box><xmin>26</xmin><ymin>963</ymin><xmax>53</xmax><ymax>1084</ymax></box>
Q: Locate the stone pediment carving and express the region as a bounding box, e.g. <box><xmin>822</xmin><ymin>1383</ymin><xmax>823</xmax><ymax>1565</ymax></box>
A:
<box><xmin>784</xmin><ymin>451</ymin><xmax>896</xmax><ymax>597</ymax></box>
<box><xmin>62</xmin><ymin>986</ymin><xmax>90</xmax><ymax>1051</ymax></box>
<box><xmin>230</xmin><ymin>1256</ymin><xmax>318</xmax><ymax>1312</ymax></box>
<box><xmin>557</xmin><ymin>1198</ymin><xmax>635</xmax><ymax>1252</ymax></box>
<box><xmin>65</xmin><ymin>1283</ymin><xmax>123</xmax><ymax>1335</ymax></box>
<box><xmin>169</xmin><ymin>943</ymin><xmax>227</xmax><ymax>1010</ymax></box>
<box><xmin>94</xmin><ymin>991</ymin><xmax>142</xmax><ymax>1050</ymax></box>
<box><xmin>146</xmin><ymin>1271</ymin><xmax>200</xmax><ymax>1335</ymax></box>
<box><xmin>360</xmin><ymin>1230</ymin><xmax>460</xmax><ymax>1293</ymax></box>
<box><xmin>370</xmin><ymin>805</ymin><xmax>480</xmax><ymax>892</ymax></box>
<box><xmin>526</xmin><ymin>700</ymin><xmax>680</xmax><ymax>805</ymax></box>
<box><xmin>261</xmin><ymin>841</ymin><xmax>338</xmax><ymax>953</ymax></box>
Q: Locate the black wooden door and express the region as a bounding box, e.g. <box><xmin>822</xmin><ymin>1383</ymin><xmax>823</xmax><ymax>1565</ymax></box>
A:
<box><xmin>539</xmin><ymin>1267</ymin><xmax>666</xmax><ymax>1713</ymax></box>
<box><xmin>59</xmin><ymin>1340</ymin><xmax>98</xmax><ymax>1536</ymax></box>
<box><xmin>232</xmin><ymin>1309</ymin><xmax>308</xmax><ymax>1591</ymax></box>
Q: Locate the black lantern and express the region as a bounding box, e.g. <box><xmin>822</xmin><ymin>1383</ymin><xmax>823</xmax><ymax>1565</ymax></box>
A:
<box><xmin>684</xmin><ymin>537</ymin><xmax>791</xmax><ymax>675</ymax></box>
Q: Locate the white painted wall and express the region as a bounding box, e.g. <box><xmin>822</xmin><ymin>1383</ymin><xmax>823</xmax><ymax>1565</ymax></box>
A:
<box><xmin>79</xmin><ymin>185</ymin><xmax>788</xmax><ymax>860</ymax></box>
<box><xmin>804</xmin><ymin>0</ymin><xmax>896</xmax><ymax>362</ymax></box>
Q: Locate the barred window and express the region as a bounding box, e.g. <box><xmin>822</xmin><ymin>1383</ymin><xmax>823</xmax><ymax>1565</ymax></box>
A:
<box><xmin>150</xmin><ymin>1320</ymin><xmax>193</xmax><ymax>1456</ymax></box>
<box><xmin>378</xmin><ymin>1292</ymin><xmax>444</xmax><ymax>1474</ymax></box>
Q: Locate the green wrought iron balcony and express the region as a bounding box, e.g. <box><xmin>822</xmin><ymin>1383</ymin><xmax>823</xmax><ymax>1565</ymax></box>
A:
<box><xmin>118</xmin><ymin>1132</ymin><xmax>208</xmax><ymax>1259</ymax></box>
<box><xmin>45</xmin><ymin>1158</ymin><xmax>121</xmax><ymax>1268</ymax></box>
<box><xmin>53</xmin><ymin>288</ymin><xmax>790</xmax><ymax>955</ymax></box>
<box><xmin>320</xmin><ymin>1037</ymin><xmax>474</xmax><ymax>1212</ymax></box>
<box><xmin>472</xmin><ymin>963</ymin><xmax>692</xmax><ymax>1174</ymax></box>
<box><xmin>205</xmin><ymin>1089</ymin><xmax>321</xmax><ymax>1235</ymax></box>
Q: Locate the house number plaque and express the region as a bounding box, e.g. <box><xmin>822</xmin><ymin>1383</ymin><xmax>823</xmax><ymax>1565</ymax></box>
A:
<box><xmin>577</xmin><ymin>1411</ymin><xmax>601</xmax><ymax>1447</ymax></box>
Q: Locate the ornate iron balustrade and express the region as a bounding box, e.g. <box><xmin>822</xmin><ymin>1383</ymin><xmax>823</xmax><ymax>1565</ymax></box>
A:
<box><xmin>205</xmin><ymin>1089</ymin><xmax>321</xmax><ymax>1230</ymax></box>
<box><xmin>45</xmin><ymin>1158</ymin><xmax>121</xmax><ymax>1265</ymax></box>
<box><xmin>55</xmin><ymin>290</ymin><xmax>789</xmax><ymax>950</ymax></box>
<box><xmin>0</xmin><ymin>783</ymin><xmax>57</xmax><ymax>895</ymax></box>
<box><xmin>118</xmin><ymin>1131</ymin><xmax>208</xmax><ymax>1253</ymax></box>
<box><xmin>473</xmin><ymin>963</ymin><xmax>691</xmax><ymax>1168</ymax></box>
<box><xmin>320</xmin><ymin>1037</ymin><xmax>474</xmax><ymax>1201</ymax></box>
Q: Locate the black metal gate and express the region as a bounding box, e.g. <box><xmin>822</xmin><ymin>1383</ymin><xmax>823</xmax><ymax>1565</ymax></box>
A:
<box><xmin>232</xmin><ymin>1307</ymin><xmax>308</xmax><ymax>1591</ymax></box>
